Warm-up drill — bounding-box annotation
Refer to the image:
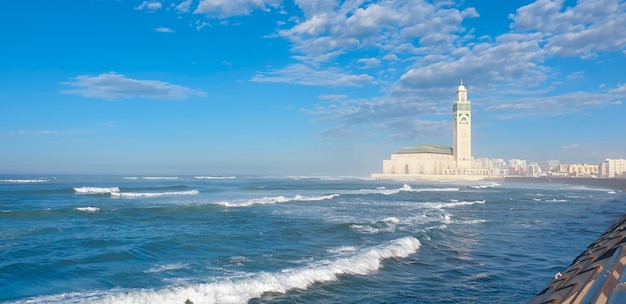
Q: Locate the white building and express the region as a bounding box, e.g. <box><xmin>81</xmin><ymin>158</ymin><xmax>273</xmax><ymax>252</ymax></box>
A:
<box><xmin>604</xmin><ymin>159</ymin><xmax>626</xmax><ymax>178</ymax></box>
<box><xmin>372</xmin><ymin>81</ymin><xmax>492</xmax><ymax>180</ymax></box>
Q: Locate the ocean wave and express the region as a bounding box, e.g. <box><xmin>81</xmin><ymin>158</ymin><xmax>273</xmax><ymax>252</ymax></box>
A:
<box><xmin>0</xmin><ymin>179</ymin><xmax>49</xmax><ymax>183</ymax></box>
<box><xmin>350</xmin><ymin>217</ymin><xmax>403</xmax><ymax>234</ymax></box>
<box><xmin>110</xmin><ymin>190</ymin><xmax>199</xmax><ymax>198</ymax></box>
<box><xmin>75</xmin><ymin>207</ymin><xmax>100</xmax><ymax>212</ymax></box>
<box><xmin>145</xmin><ymin>263</ymin><xmax>188</xmax><ymax>274</ymax></box>
<box><xmin>543</xmin><ymin>199</ymin><xmax>569</xmax><ymax>203</ymax></box>
<box><xmin>423</xmin><ymin>200</ymin><xmax>486</xmax><ymax>209</ymax></box>
<box><xmin>351</xmin><ymin>184</ymin><xmax>460</xmax><ymax>196</ymax></box>
<box><xmin>194</xmin><ymin>176</ymin><xmax>236</xmax><ymax>180</ymax></box>
<box><xmin>467</xmin><ymin>182</ymin><xmax>501</xmax><ymax>189</ymax></box>
<box><xmin>23</xmin><ymin>237</ymin><xmax>420</xmax><ymax>304</ymax></box>
<box><xmin>217</xmin><ymin>194</ymin><xmax>340</xmax><ymax>207</ymax></box>
<box><xmin>142</xmin><ymin>177</ymin><xmax>179</xmax><ymax>180</ymax></box>
<box><xmin>74</xmin><ymin>187</ymin><xmax>120</xmax><ymax>194</ymax></box>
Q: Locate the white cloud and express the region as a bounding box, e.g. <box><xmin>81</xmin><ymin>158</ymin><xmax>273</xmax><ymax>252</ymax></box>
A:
<box><xmin>510</xmin><ymin>0</ymin><xmax>626</xmax><ymax>57</ymax></box>
<box><xmin>318</xmin><ymin>94</ymin><xmax>347</xmax><ymax>101</ymax></box>
<box><xmin>252</xmin><ymin>63</ymin><xmax>373</xmax><ymax>86</ymax></box>
<box><xmin>3</xmin><ymin>130</ymin><xmax>60</xmax><ymax>137</ymax></box>
<box><xmin>195</xmin><ymin>20</ymin><xmax>211</xmax><ymax>30</ymax></box>
<box><xmin>61</xmin><ymin>72</ymin><xmax>206</xmax><ymax>100</ymax></box>
<box><xmin>144</xmin><ymin>0</ymin><xmax>626</xmax><ymax>140</ymax></box>
<box><xmin>357</xmin><ymin>57</ymin><xmax>381</xmax><ymax>69</ymax></box>
<box><xmin>280</xmin><ymin>1</ymin><xmax>476</xmax><ymax>57</ymax></box>
<box><xmin>309</xmin><ymin>94</ymin><xmax>446</xmax><ymax>140</ymax></box>
<box><xmin>382</xmin><ymin>54</ymin><xmax>399</xmax><ymax>61</ymax></box>
<box><xmin>135</xmin><ymin>1</ymin><xmax>162</xmax><ymax>11</ymax></box>
<box><xmin>176</xmin><ymin>0</ymin><xmax>193</xmax><ymax>13</ymax></box>
<box><xmin>154</xmin><ymin>27</ymin><xmax>175</xmax><ymax>33</ymax></box>
<box><xmin>194</xmin><ymin>0</ymin><xmax>282</xmax><ymax>18</ymax></box>
<box><xmin>398</xmin><ymin>32</ymin><xmax>547</xmax><ymax>90</ymax></box>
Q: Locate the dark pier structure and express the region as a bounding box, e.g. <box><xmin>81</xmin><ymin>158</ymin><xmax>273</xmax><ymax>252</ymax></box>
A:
<box><xmin>529</xmin><ymin>215</ymin><xmax>626</xmax><ymax>303</ymax></box>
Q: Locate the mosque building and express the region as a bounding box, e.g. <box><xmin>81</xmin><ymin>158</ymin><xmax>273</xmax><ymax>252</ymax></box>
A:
<box><xmin>372</xmin><ymin>81</ymin><xmax>492</xmax><ymax>181</ymax></box>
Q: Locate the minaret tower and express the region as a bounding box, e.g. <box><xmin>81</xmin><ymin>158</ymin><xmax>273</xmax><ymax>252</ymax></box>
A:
<box><xmin>452</xmin><ymin>80</ymin><xmax>472</xmax><ymax>169</ymax></box>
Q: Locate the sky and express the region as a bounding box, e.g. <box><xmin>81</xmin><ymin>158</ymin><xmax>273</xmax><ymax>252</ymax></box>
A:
<box><xmin>1</xmin><ymin>0</ymin><xmax>625</xmax><ymax>176</ymax></box>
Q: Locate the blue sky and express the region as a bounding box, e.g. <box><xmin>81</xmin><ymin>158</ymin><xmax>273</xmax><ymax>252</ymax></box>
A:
<box><xmin>1</xmin><ymin>0</ymin><xmax>625</xmax><ymax>176</ymax></box>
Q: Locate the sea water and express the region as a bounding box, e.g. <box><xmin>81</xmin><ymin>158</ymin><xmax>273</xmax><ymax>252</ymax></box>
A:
<box><xmin>1</xmin><ymin>175</ymin><xmax>624</xmax><ymax>303</ymax></box>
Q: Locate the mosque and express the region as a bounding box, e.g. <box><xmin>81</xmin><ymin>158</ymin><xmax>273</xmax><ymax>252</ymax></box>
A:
<box><xmin>371</xmin><ymin>81</ymin><xmax>492</xmax><ymax>181</ymax></box>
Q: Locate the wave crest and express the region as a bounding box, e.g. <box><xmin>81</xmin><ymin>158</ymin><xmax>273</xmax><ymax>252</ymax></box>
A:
<box><xmin>31</xmin><ymin>237</ymin><xmax>420</xmax><ymax>304</ymax></box>
<box><xmin>74</xmin><ymin>187</ymin><xmax>120</xmax><ymax>194</ymax></box>
<box><xmin>217</xmin><ymin>194</ymin><xmax>339</xmax><ymax>207</ymax></box>
<box><xmin>75</xmin><ymin>207</ymin><xmax>100</xmax><ymax>212</ymax></box>
<box><xmin>111</xmin><ymin>190</ymin><xmax>199</xmax><ymax>198</ymax></box>
<box><xmin>0</xmin><ymin>179</ymin><xmax>49</xmax><ymax>183</ymax></box>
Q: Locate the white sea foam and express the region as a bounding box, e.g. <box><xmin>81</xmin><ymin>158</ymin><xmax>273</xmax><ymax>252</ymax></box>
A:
<box><xmin>217</xmin><ymin>194</ymin><xmax>340</xmax><ymax>207</ymax></box>
<box><xmin>0</xmin><ymin>179</ymin><xmax>49</xmax><ymax>183</ymax></box>
<box><xmin>195</xmin><ymin>176</ymin><xmax>236</xmax><ymax>179</ymax></box>
<box><xmin>111</xmin><ymin>190</ymin><xmax>199</xmax><ymax>198</ymax></box>
<box><xmin>28</xmin><ymin>237</ymin><xmax>420</xmax><ymax>304</ymax></box>
<box><xmin>352</xmin><ymin>184</ymin><xmax>460</xmax><ymax>196</ymax></box>
<box><xmin>461</xmin><ymin>219</ymin><xmax>487</xmax><ymax>224</ymax></box>
<box><xmin>123</xmin><ymin>177</ymin><xmax>138</xmax><ymax>180</ymax></box>
<box><xmin>351</xmin><ymin>217</ymin><xmax>403</xmax><ymax>234</ymax></box>
<box><xmin>75</xmin><ymin>207</ymin><xmax>100</xmax><ymax>212</ymax></box>
<box><xmin>326</xmin><ymin>246</ymin><xmax>358</xmax><ymax>254</ymax></box>
<box><xmin>423</xmin><ymin>200</ymin><xmax>486</xmax><ymax>209</ymax></box>
<box><xmin>468</xmin><ymin>182</ymin><xmax>501</xmax><ymax>189</ymax></box>
<box><xmin>383</xmin><ymin>217</ymin><xmax>401</xmax><ymax>224</ymax></box>
<box><xmin>544</xmin><ymin>199</ymin><xmax>569</xmax><ymax>203</ymax></box>
<box><xmin>145</xmin><ymin>263</ymin><xmax>188</xmax><ymax>273</ymax></box>
<box><xmin>74</xmin><ymin>187</ymin><xmax>120</xmax><ymax>194</ymax></box>
<box><xmin>142</xmin><ymin>177</ymin><xmax>179</xmax><ymax>180</ymax></box>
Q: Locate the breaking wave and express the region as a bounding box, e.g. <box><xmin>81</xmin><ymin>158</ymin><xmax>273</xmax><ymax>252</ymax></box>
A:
<box><xmin>74</xmin><ymin>187</ymin><xmax>120</xmax><ymax>194</ymax></box>
<box><xmin>351</xmin><ymin>184</ymin><xmax>459</xmax><ymax>195</ymax></box>
<box><xmin>0</xmin><ymin>179</ymin><xmax>49</xmax><ymax>183</ymax></box>
<box><xmin>467</xmin><ymin>182</ymin><xmax>501</xmax><ymax>189</ymax></box>
<box><xmin>75</xmin><ymin>207</ymin><xmax>100</xmax><ymax>213</ymax></box>
<box><xmin>423</xmin><ymin>200</ymin><xmax>486</xmax><ymax>209</ymax></box>
<box><xmin>20</xmin><ymin>237</ymin><xmax>420</xmax><ymax>304</ymax></box>
<box><xmin>194</xmin><ymin>176</ymin><xmax>236</xmax><ymax>180</ymax></box>
<box><xmin>216</xmin><ymin>194</ymin><xmax>340</xmax><ymax>207</ymax></box>
<box><xmin>111</xmin><ymin>190</ymin><xmax>199</xmax><ymax>198</ymax></box>
<box><xmin>142</xmin><ymin>177</ymin><xmax>179</xmax><ymax>180</ymax></box>
<box><xmin>144</xmin><ymin>263</ymin><xmax>188</xmax><ymax>274</ymax></box>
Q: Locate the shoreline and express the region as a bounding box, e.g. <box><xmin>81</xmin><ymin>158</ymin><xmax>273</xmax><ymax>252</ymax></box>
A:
<box><xmin>505</xmin><ymin>176</ymin><xmax>626</xmax><ymax>191</ymax></box>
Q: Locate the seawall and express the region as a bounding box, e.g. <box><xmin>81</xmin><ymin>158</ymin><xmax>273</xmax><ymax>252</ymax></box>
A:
<box><xmin>505</xmin><ymin>177</ymin><xmax>626</xmax><ymax>191</ymax></box>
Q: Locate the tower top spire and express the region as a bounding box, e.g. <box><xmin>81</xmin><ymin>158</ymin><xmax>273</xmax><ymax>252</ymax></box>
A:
<box><xmin>457</xmin><ymin>78</ymin><xmax>466</xmax><ymax>91</ymax></box>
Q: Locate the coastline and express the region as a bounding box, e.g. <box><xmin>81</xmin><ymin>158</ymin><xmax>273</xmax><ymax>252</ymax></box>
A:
<box><xmin>505</xmin><ymin>176</ymin><xmax>626</xmax><ymax>191</ymax></box>
<box><xmin>371</xmin><ymin>173</ymin><xmax>498</xmax><ymax>181</ymax></box>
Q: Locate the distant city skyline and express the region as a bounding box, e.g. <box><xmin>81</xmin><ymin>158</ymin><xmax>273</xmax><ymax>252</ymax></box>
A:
<box><xmin>1</xmin><ymin>0</ymin><xmax>625</xmax><ymax>176</ymax></box>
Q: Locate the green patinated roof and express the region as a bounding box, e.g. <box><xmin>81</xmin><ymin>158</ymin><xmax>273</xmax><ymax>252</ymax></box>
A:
<box><xmin>397</xmin><ymin>144</ymin><xmax>453</xmax><ymax>155</ymax></box>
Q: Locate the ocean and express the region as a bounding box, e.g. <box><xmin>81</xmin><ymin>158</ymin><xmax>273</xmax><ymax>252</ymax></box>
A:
<box><xmin>1</xmin><ymin>175</ymin><xmax>624</xmax><ymax>303</ymax></box>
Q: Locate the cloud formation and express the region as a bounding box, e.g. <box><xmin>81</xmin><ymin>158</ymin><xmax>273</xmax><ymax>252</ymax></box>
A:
<box><xmin>154</xmin><ymin>26</ymin><xmax>175</xmax><ymax>33</ymax></box>
<box><xmin>140</xmin><ymin>0</ymin><xmax>626</xmax><ymax>140</ymax></box>
<box><xmin>62</xmin><ymin>72</ymin><xmax>206</xmax><ymax>100</ymax></box>
<box><xmin>194</xmin><ymin>0</ymin><xmax>282</xmax><ymax>18</ymax></box>
<box><xmin>135</xmin><ymin>1</ymin><xmax>162</xmax><ymax>11</ymax></box>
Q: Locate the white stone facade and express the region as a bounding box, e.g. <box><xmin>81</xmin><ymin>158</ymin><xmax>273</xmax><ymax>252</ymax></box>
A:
<box><xmin>374</xmin><ymin>82</ymin><xmax>493</xmax><ymax>180</ymax></box>
<box><xmin>605</xmin><ymin>159</ymin><xmax>626</xmax><ymax>178</ymax></box>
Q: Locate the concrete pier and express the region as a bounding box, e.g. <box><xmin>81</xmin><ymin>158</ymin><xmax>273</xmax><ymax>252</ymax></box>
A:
<box><xmin>529</xmin><ymin>215</ymin><xmax>626</xmax><ymax>304</ymax></box>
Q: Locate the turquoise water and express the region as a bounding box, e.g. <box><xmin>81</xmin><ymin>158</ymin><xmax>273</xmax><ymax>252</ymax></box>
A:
<box><xmin>1</xmin><ymin>176</ymin><xmax>624</xmax><ymax>303</ymax></box>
